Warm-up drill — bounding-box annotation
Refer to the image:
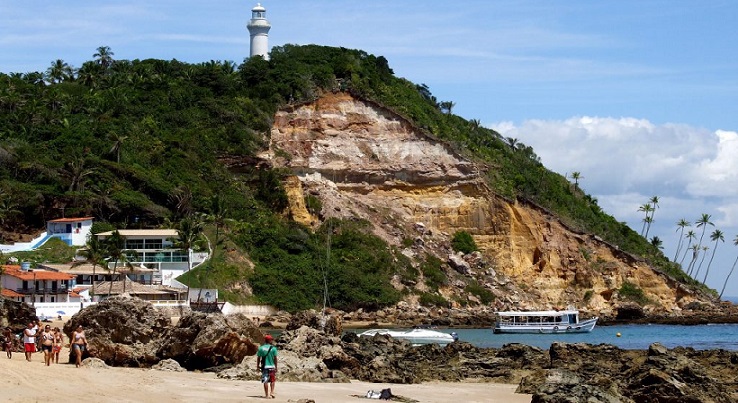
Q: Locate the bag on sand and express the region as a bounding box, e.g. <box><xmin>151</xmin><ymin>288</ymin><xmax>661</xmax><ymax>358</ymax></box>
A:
<box><xmin>365</xmin><ymin>390</ymin><xmax>381</xmax><ymax>399</ymax></box>
<box><xmin>379</xmin><ymin>388</ymin><xmax>392</xmax><ymax>400</ymax></box>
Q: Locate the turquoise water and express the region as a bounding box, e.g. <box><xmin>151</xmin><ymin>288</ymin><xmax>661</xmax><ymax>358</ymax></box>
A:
<box><xmin>448</xmin><ymin>324</ymin><xmax>738</xmax><ymax>351</ymax></box>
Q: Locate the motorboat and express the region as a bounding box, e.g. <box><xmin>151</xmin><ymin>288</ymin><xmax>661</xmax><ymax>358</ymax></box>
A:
<box><xmin>358</xmin><ymin>328</ymin><xmax>458</xmax><ymax>346</ymax></box>
<box><xmin>493</xmin><ymin>309</ymin><xmax>598</xmax><ymax>334</ymax></box>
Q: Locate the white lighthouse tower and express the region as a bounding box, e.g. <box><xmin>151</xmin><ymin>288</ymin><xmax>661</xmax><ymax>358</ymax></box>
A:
<box><xmin>247</xmin><ymin>3</ymin><xmax>271</xmax><ymax>60</ymax></box>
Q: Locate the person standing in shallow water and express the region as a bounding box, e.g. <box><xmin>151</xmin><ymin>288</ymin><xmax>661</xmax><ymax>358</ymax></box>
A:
<box><xmin>256</xmin><ymin>334</ymin><xmax>278</xmax><ymax>399</ymax></box>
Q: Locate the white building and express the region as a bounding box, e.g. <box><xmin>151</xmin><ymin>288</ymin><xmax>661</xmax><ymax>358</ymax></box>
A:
<box><xmin>46</xmin><ymin>216</ymin><xmax>93</xmax><ymax>246</ymax></box>
<box><xmin>95</xmin><ymin>229</ymin><xmax>208</xmax><ymax>287</ymax></box>
<box><xmin>0</xmin><ymin>264</ymin><xmax>76</xmax><ymax>304</ymax></box>
<box><xmin>0</xmin><ymin>216</ymin><xmax>93</xmax><ymax>253</ymax></box>
<box><xmin>247</xmin><ymin>3</ymin><xmax>271</xmax><ymax>59</ymax></box>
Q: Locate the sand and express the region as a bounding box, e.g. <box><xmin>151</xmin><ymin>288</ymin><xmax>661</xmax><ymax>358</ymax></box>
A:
<box><xmin>0</xmin><ymin>346</ymin><xmax>531</xmax><ymax>403</ymax></box>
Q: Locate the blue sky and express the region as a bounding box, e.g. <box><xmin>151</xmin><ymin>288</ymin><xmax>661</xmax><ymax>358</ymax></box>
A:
<box><xmin>2</xmin><ymin>1</ymin><xmax>738</xmax><ymax>297</ymax></box>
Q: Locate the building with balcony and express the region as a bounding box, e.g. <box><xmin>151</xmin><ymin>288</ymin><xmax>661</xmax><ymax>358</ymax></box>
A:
<box><xmin>95</xmin><ymin>229</ymin><xmax>208</xmax><ymax>287</ymax></box>
<box><xmin>0</xmin><ymin>265</ymin><xmax>76</xmax><ymax>304</ymax></box>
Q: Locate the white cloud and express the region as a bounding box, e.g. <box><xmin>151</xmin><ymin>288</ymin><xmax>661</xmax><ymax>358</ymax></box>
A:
<box><xmin>492</xmin><ymin>117</ymin><xmax>738</xmax><ymax>292</ymax></box>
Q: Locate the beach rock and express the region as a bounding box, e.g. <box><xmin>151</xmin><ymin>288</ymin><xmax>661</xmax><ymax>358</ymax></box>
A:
<box><xmin>0</xmin><ymin>297</ymin><xmax>37</xmax><ymax>332</ymax></box>
<box><xmin>151</xmin><ymin>358</ymin><xmax>186</xmax><ymax>372</ymax></box>
<box><xmin>624</xmin><ymin>343</ymin><xmax>733</xmax><ymax>402</ymax></box>
<box><xmin>286</xmin><ymin>309</ymin><xmax>343</xmax><ymax>336</ymax></box>
<box><xmin>64</xmin><ymin>295</ymin><xmax>170</xmax><ymax>367</ymax></box>
<box><xmin>82</xmin><ymin>357</ymin><xmax>110</xmax><ymax>369</ymax></box>
<box><xmin>158</xmin><ymin>311</ymin><xmax>260</xmax><ymax>370</ymax></box>
<box><xmin>447</xmin><ymin>253</ymin><xmax>470</xmax><ymax>274</ymax></box>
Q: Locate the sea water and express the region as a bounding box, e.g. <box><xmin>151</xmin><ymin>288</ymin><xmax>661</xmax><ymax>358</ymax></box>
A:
<box><xmin>449</xmin><ymin>324</ymin><xmax>738</xmax><ymax>351</ymax></box>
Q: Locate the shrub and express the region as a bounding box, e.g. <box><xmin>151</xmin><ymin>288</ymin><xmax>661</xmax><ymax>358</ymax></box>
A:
<box><xmin>465</xmin><ymin>281</ymin><xmax>495</xmax><ymax>305</ymax></box>
<box><xmin>618</xmin><ymin>282</ymin><xmax>650</xmax><ymax>305</ymax></box>
<box><xmin>451</xmin><ymin>231</ymin><xmax>478</xmax><ymax>254</ymax></box>
<box><xmin>419</xmin><ymin>292</ymin><xmax>447</xmax><ymax>307</ymax></box>
<box><xmin>420</xmin><ymin>255</ymin><xmax>447</xmax><ymax>291</ymax></box>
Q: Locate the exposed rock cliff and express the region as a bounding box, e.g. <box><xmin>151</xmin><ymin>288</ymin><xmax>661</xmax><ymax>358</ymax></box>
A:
<box><xmin>263</xmin><ymin>92</ymin><xmax>711</xmax><ymax>315</ymax></box>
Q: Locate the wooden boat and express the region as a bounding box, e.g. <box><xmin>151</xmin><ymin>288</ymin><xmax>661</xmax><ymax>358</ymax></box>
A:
<box><xmin>358</xmin><ymin>328</ymin><xmax>458</xmax><ymax>346</ymax></box>
<box><xmin>493</xmin><ymin>309</ymin><xmax>598</xmax><ymax>334</ymax></box>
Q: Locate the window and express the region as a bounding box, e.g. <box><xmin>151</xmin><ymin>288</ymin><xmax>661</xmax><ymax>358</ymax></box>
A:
<box><xmin>144</xmin><ymin>239</ymin><xmax>163</xmax><ymax>250</ymax></box>
<box><xmin>126</xmin><ymin>239</ymin><xmax>144</xmax><ymax>250</ymax></box>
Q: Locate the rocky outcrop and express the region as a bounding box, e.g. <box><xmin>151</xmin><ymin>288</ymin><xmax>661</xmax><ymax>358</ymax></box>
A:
<box><xmin>0</xmin><ymin>297</ymin><xmax>37</xmax><ymax>331</ymax></box>
<box><xmin>63</xmin><ymin>295</ymin><xmax>170</xmax><ymax>366</ymax></box>
<box><xmin>64</xmin><ymin>297</ymin><xmax>263</xmax><ymax>369</ymax></box>
<box><xmin>286</xmin><ymin>309</ymin><xmax>343</xmax><ymax>336</ymax></box>
<box><xmin>520</xmin><ymin>342</ymin><xmax>737</xmax><ymax>402</ymax></box>
<box><xmin>264</xmin><ymin>92</ymin><xmax>715</xmax><ymax>315</ymax></box>
<box><xmin>158</xmin><ymin>311</ymin><xmax>261</xmax><ymax>370</ymax></box>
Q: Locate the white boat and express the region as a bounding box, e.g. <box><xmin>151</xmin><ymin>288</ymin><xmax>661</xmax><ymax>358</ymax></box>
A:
<box><xmin>493</xmin><ymin>309</ymin><xmax>598</xmax><ymax>334</ymax></box>
<box><xmin>358</xmin><ymin>328</ymin><xmax>458</xmax><ymax>346</ymax></box>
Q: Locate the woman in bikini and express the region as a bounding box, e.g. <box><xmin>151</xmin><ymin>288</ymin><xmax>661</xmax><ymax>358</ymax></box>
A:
<box><xmin>39</xmin><ymin>325</ymin><xmax>54</xmax><ymax>366</ymax></box>
<box><xmin>71</xmin><ymin>325</ymin><xmax>87</xmax><ymax>368</ymax></box>
<box><xmin>2</xmin><ymin>327</ymin><xmax>13</xmax><ymax>359</ymax></box>
<box><xmin>52</xmin><ymin>327</ymin><xmax>63</xmax><ymax>364</ymax></box>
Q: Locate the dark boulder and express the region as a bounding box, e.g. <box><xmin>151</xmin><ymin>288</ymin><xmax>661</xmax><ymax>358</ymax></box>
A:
<box><xmin>63</xmin><ymin>295</ymin><xmax>170</xmax><ymax>366</ymax></box>
<box><xmin>0</xmin><ymin>297</ymin><xmax>37</xmax><ymax>332</ymax></box>
<box><xmin>158</xmin><ymin>311</ymin><xmax>261</xmax><ymax>370</ymax></box>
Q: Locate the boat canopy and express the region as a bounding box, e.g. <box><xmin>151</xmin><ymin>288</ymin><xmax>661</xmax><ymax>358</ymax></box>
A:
<box><xmin>496</xmin><ymin>310</ymin><xmax>579</xmax><ymax>317</ymax></box>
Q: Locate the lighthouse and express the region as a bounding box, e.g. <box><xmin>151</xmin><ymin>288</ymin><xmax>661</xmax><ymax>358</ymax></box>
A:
<box><xmin>247</xmin><ymin>3</ymin><xmax>271</xmax><ymax>60</ymax></box>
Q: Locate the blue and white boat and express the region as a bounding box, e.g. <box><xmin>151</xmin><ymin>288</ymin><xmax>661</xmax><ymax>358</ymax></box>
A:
<box><xmin>493</xmin><ymin>309</ymin><xmax>598</xmax><ymax>334</ymax></box>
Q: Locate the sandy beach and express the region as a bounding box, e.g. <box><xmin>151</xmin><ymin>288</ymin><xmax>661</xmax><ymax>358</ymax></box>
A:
<box><xmin>0</xmin><ymin>345</ymin><xmax>530</xmax><ymax>403</ymax></box>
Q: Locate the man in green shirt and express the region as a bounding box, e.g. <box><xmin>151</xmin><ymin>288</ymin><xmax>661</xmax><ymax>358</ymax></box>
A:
<box><xmin>256</xmin><ymin>334</ymin><xmax>278</xmax><ymax>399</ymax></box>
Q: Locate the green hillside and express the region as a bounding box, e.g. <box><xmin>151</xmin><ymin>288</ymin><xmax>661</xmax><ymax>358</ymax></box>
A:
<box><xmin>0</xmin><ymin>45</ymin><xmax>692</xmax><ymax>311</ymax></box>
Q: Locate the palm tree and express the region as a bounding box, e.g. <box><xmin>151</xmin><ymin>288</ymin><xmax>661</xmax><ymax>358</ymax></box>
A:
<box><xmin>680</xmin><ymin>230</ymin><xmax>697</xmax><ymax>266</ymax></box>
<box><xmin>570</xmin><ymin>172</ymin><xmax>582</xmax><ymax>189</ymax></box>
<box><xmin>74</xmin><ymin>235</ymin><xmax>106</xmax><ymax>299</ymax></box>
<box><xmin>206</xmin><ymin>194</ymin><xmax>228</xmax><ymax>256</ymax></box>
<box><xmin>686</xmin><ymin>244</ymin><xmax>700</xmax><ymax>276</ymax></box>
<box><xmin>702</xmin><ymin>229</ymin><xmax>725</xmax><ymax>284</ymax></box>
<box><xmin>638</xmin><ymin>203</ymin><xmax>653</xmax><ymax>236</ymax></box>
<box><xmin>650</xmin><ymin>236</ymin><xmax>663</xmax><ymax>250</ymax></box>
<box><xmin>45</xmin><ymin>59</ymin><xmax>74</xmax><ymax>84</ymax></box>
<box><xmin>693</xmin><ymin>246</ymin><xmax>710</xmax><ymax>281</ymax></box>
<box><xmin>692</xmin><ymin>213</ymin><xmax>714</xmax><ymax>276</ymax></box>
<box><xmin>174</xmin><ymin>216</ymin><xmax>204</xmax><ymax>301</ymax></box>
<box><xmin>718</xmin><ymin>235</ymin><xmax>738</xmax><ymax>299</ymax></box>
<box><xmin>695</xmin><ymin>213</ymin><xmax>714</xmax><ymax>250</ymax></box>
<box><xmin>93</xmin><ymin>46</ymin><xmax>115</xmax><ymax>69</ymax></box>
<box><xmin>644</xmin><ymin>196</ymin><xmax>659</xmax><ymax>239</ymax></box>
<box><xmin>674</xmin><ymin>219</ymin><xmax>691</xmax><ymax>261</ymax></box>
<box><xmin>104</xmin><ymin>230</ymin><xmax>135</xmax><ymax>295</ymax></box>
<box><xmin>108</xmin><ymin>132</ymin><xmax>128</xmax><ymax>163</ymax></box>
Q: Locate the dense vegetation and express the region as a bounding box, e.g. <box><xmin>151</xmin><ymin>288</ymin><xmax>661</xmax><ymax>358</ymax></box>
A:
<box><xmin>0</xmin><ymin>44</ymin><xmax>692</xmax><ymax>310</ymax></box>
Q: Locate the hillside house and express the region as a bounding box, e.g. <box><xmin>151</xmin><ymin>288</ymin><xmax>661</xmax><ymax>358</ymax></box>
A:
<box><xmin>95</xmin><ymin>229</ymin><xmax>207</xmax><ymax>287</ymax></box>
<box><xmin>0</xmin><ymin>265</ymin><xmax>76</xmax><ymax>304</ymax></box>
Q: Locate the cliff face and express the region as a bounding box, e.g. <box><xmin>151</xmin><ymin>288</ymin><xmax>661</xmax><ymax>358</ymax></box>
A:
<box><xmin>264</xmin><ymin>92</ymin><xmax>704</xmax><ymax>314</ymax></box>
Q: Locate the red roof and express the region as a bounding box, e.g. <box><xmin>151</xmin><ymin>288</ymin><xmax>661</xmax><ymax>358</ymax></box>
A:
<box><xmin>48</xmin><ymin>217</ymin><xmax>93</xmax><ymax>223</ymax></box>
<box><xmin>2</xmin><ymin>265</ymin><xmax>75</xmax><ymax>281</ymax></box>
<box><xmin>1</xmin><ymin>288</ymin><xmax>23</xmax><ymax>298</ymax></box>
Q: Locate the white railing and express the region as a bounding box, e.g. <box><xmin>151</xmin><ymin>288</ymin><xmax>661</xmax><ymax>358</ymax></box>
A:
<box><xmin>221</xmin><ymin>302</ymin><xmax>276</xmax><ymax>316</ymax></box>
<box><xmin>149</xmin><ymin>300</ymin><xmax>189</xmax><ymax>306</ymax></box>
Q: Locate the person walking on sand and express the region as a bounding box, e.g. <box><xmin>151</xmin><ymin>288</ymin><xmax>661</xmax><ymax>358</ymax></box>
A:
<box><xmin>256</xmin><ymin>334</ymin><xmax>278</xmax><ymax>399</ymax></box>
<box><xmin>71</xmin><ymin>325</ymin><xmax>88</xmax><ymax>368</ymax></box>
<box><xmin>3</xmin><ymin>327</ymin><xmax>13</xmax><ymax>359</ymax></box>
<box><xmin>52</xmin><ymin>327</ymin><xmax>63</xmax><ymax>364</ymax></box>
<box><xmin>23</xmin><ymin>322</ymin><xmax>37</xmax><ymax>362</ymax></box>
<box><xmin>39</xmin><ymin>325</ymin><xmax>54</xmax><ymax>366</ymax></box>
